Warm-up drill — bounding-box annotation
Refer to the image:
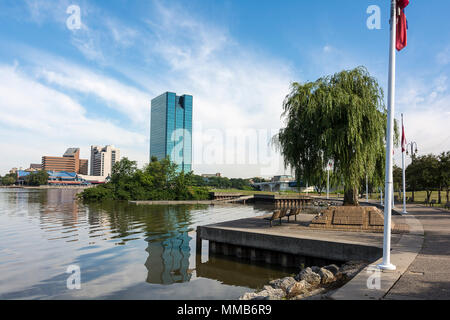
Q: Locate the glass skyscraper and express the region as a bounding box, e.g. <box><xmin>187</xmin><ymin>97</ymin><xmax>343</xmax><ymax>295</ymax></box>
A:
<box><xmin>150</xmin><ymin>92</ymin><xmax>192</xmax><ymax>172</ymax></box>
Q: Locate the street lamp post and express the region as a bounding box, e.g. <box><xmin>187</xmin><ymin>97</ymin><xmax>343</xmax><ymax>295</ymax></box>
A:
<box><xmin>406</xmin><ymin>141</ymin><xmax>418</xmax><ymax>201</ymax></box>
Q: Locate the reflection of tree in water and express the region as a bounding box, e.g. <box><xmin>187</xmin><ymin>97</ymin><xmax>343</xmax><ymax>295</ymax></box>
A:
<box><xmin>86</xmin><ymin>202</ymin><xmax>199</xmax><ymax>240</ymax></box>
<box><xmin>86</xmin><ymin>202</ymin><xmax>201</xmax><ymax>284</ymax></box>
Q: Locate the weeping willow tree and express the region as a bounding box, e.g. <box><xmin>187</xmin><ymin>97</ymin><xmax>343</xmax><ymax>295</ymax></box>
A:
<box><xmin>274</xmin><ymin>67</ymin><xmax>398</xmax><ymax>206</ymax></box>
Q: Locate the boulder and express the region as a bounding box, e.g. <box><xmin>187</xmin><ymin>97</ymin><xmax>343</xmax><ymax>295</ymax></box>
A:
<box><xmin>323</xmin><ymin>264</ymin><xmax>340</xmax><ymax>276</ymax></box>
<box><xmin>318</xmin><ymin>267</ymin><xmax>335</xmax><ymax>284</ymax></box>
<box><xmin>298</xmin><ymin>267</ymin><xmax>321</xmax><ymax>287</ymax></box>
<box><xmin>310</xmin><ymin>266</ymin><xmax>321</xmax><ymax>274</ymax></box>
<box><xmin>239</xmin><ymin>292</ymin><xmax>260</xmax><ymax>300</ymax></box>
<box><xmin>240</xmin><ymin>287</ymin><xmax>285</xmax><ymax>300</ymax></box>
<box><xmin>269</xmin><ymin>276</ymin><xmax>297</xmax><ymax>292</ymax></box>
<box><xmin>286</xmin><ymin>280</ymin><xmax>310</xmax><ymax>298</ymax></box>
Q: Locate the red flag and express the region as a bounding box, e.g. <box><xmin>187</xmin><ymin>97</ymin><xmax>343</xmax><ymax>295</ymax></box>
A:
<box><xmin>396</xmin><ymin>0</ymin><xmax>410</xmax><ymax>51</ymax></box>
<box><xmin>401</xmin><ymin>118</ymin><xmax>407</xmax><ymax>152</ymax></box>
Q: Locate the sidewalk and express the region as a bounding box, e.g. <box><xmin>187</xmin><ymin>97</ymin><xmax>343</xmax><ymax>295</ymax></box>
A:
<box><xmin>332</xmin><ymin>203</ymin><xmax>450</xmax><ymax>300</ymax></box>
<box><xmin>384</xmin><ymin>204</ymin><xmax>450</xmax><ymax>300</ymax></box>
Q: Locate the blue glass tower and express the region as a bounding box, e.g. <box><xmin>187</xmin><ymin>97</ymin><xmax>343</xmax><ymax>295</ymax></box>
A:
<box><xmin>150</xmin><ymin>92</ymin><xmax>192</xmax><ymax>172</ymax></box>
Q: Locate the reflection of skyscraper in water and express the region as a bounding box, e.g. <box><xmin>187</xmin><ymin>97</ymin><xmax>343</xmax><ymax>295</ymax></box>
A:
<box><xmin>144</xmin><ymin>230</ymin><xmax>192</xmax><ymax>285</ymax></box>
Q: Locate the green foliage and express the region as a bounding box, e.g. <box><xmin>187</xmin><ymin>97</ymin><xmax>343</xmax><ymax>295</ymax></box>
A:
<box><xmin>406</xmin><ymin>154</ymin><xmax>441</xmax><ymax>202</ymax></box>
<box><xmin>393</xmin><ymin>165</ymin><xmax>403</xmax><ymax>195</ymax></box>
<box><xmin>1</xmin><ymin>173</ymin><xmax>16</xmax><ymax>186</ymax></box>
<box><xmin>25</xmin><ymin>170</ymin><xmax>49</xmax><ymax>186</ymax></box>
<box><xmin>273</xmin><ymin>67</ymin><xmax>398</xmax><ymax>205</ymax></box>
<box><xmin>189</xmin><ymin>174</ymin><xmax>255</xmax><ymax>190</ymax></box>
<box><xmin>439</xmin><ymin>151</ymin><xmax>450</xmax><ymax>202</ymax></box>
<box><xmin>79</xmin><ymin>157</ymin><xmax>210</xmax><ymax>202</ymax></box>
<box><xmin>79</xmin><ymin>183</ymin><xmax>115</xmax><ymax>201</ymax></box>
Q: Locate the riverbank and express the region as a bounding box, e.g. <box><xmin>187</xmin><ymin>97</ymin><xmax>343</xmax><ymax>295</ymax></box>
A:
<box><xmin>0</xmin><ymin>185</ymin><xmax>91</xmax><ymax>190</ymax></box>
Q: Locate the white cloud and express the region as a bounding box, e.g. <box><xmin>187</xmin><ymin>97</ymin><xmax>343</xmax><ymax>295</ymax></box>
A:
<box><xmin>0</xmin><ymin>64</ymin><xmax>147</xmax><ymax>174</ymax></box>
<box><xmin>32</xmin><ymin>58</ymin><xmax>151</xmax><ymax>126</ymax></box>
<box><xmin>394</xmin><ymin>75</ymin><xmax>450</xmax><ymax>166</ymax></box>
<box><xmin>139</xmin><ymin>3</ymin><xmax>293</xmax><ymax>177</ymax></box>
<box><xmin>5</xmin><ymin>1</ymin><xmax>295</xmax><ymax>177</ymax></box>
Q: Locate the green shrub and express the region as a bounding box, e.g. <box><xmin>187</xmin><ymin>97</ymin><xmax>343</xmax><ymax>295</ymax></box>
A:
<box><xmin>79</xmin><ymin>157</ymin><xmax>211</xmax><ymax>202</ymax></box>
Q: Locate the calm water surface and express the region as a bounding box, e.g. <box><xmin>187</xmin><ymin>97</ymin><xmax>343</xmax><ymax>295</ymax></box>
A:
<box><xmin>0</xmin><ymin>188</ymin><xmax>295</xmax><ymax>299</ymax></box>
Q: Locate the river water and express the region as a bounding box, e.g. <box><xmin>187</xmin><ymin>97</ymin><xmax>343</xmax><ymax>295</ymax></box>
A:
<box><xmin>0</xmin><ymin>188</ymin><xmax>295</xmax><ymax>300</ymax></box>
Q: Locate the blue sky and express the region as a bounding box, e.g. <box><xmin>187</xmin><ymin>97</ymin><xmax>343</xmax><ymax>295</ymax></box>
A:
<box><xmin>0</xmin><ymin>0</ymin><xmax>449</xmax><ymax>177</ymax></box>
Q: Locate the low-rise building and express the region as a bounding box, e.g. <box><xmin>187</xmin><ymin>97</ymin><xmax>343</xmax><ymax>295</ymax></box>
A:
<box><xmin>42</xmin><ymin>148</ymin><xmax>88</xmax><ymax>175</ymax></box>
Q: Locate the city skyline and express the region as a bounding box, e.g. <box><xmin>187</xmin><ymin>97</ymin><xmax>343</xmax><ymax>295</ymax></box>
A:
<box><xmin>0</xmin><ymin>1</ymin><xmax>449</xmax><ymax>177</ymax></box>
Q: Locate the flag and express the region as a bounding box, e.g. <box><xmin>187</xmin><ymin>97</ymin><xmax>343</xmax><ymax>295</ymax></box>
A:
<box><xmin>396</xmin><ymin>0</ymin><xmax>410</xmax><ymax>51</ymax></box>
<box><xmin>401</xmin><ymin>117</ymin><xmax>407</xmax><ymax>152</ymax></box>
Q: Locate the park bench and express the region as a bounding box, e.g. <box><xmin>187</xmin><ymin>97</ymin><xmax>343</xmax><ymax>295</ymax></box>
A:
<box><xmin>264</xmin><ymin>210</ymin><xmax>281</xmax><ymax>227</ymax></box>
<box><xmin>279</xmin><ymin>208</ymin><xmax>288</xmax><ymax>222</ymax></box>
<box><xmin>444</xmin><ymin>202</ymin><xmax>450</xmax><ymax>210</ymax></box>
<box><xmin>430</xmin><ymin>199</ymin><xmax>437</xmax><ymax>207</ymax></box>
<box><xmin>286</xmin><ymin>208</ymin><xmax>301</xmax><ymax>222</ymax></box>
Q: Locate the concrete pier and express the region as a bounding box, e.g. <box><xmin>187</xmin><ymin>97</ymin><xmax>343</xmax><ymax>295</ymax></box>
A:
<box><xmin>196</xmin><ymin>214</ymin><xmax>406</xmax><ymax>268</ymax></box>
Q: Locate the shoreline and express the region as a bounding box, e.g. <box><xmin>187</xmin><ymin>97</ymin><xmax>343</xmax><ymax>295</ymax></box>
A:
<box><xmin>0</xmin><ymin>185</ymin><xmax>91</xmax><ymax>190</ymax></box>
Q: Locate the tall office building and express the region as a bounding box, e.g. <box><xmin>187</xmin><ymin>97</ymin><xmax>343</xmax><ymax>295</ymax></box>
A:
<box><xmin>150</xmin><ymin>92</ymin><xmax>192</xmax><ymax>172</ymax></box>
<box><xmin>90</xmin><ymin>145</ymin><xmax>121</xmax><ymax>177</ymax></box>
<box><xmin>42</xmin><ymin>148</ymin><xmax>88</xmax><ymax>174</ymax></box>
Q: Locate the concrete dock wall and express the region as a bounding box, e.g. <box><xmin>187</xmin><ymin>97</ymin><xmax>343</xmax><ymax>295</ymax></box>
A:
<box><xmin>197</xmin><ymin>226</ymin><xmax>383</xmax><ymax>267</ymax></box>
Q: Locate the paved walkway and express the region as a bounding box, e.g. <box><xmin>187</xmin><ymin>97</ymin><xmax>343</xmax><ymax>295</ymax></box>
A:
<box><xmin>384</xmin><ymin>204</ymin><xmax>450</xmax><ymax>300</ymax></box>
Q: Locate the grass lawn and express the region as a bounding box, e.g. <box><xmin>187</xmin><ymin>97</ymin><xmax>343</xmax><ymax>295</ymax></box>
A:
<box><xmin>210</xmin><ymin>188</ymin><xmax>449</xmax><ymax>209</ymax></box>
<box><xmin>369</xmin><ymin>190</ymin><xmax>449</xmax><ymax>208</ymax></box>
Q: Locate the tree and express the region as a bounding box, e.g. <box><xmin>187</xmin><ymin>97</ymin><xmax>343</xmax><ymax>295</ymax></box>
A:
<box><xmin>1</xmin><ymin>173</ymin><xmax>16</xmax><ymax>186</ymax></box>
<box><xmin>406</xmin><ymin>154</ymin><xmax>440</xmax><ymax>203</ymax></box>
<box><xmin>393</xmin><ymin>165</ymin><xmax>403</xmax><ymax>199</ymax></box>
<box><xmin>25</xmin><ymin>170</ymin><xmax>49</xmax><ymax>186</ymax></box>
<box><xmin>79</xmin><ymin>157</ymin><xmax>210</xmax><ymax>201</ymax></box>
<box><xmin>438</xmin><ymin>151</ymin><xmax>450</xmax><ymax>203</ymax></box>
<box><xmin>274</xmin><ymin>67</ymin><xmax>397</xmax><ymax>206</ymax></box>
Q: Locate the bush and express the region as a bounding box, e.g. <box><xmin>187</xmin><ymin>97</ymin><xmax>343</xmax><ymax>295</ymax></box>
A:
<box><xmin>1</xmin><ymin>174</ymin><xmax>16</xmax><ymax>186</ymax></box>
<box><xmin>25</xmin><ymin>170</ymin><xmax>49</xmax><ymax>186</ymax></box>
<box><xmin>79</xmin><ymin>184</ymin><xmax>114</xmax><ymax>201</ymax></box>
<box><xmin>79</xmin><ymin>157</ymin><xmax>210</xmax><ymax>202</ymax></box>
<box><xmin>189</xmin><ymin>186</ymin><xmax>211</xmax><ymax>200</ymax></box>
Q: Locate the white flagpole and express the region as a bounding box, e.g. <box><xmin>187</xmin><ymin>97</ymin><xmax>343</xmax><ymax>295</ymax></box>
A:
<box><xmin>402</xmin><ymin>114</ymin><xmax>408</xmax><ymax>213</ymax></box>
<box><xmin>378</xmin><ymin>0</ymin><xmax>397</xmax><ymax>271</ymax></box>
